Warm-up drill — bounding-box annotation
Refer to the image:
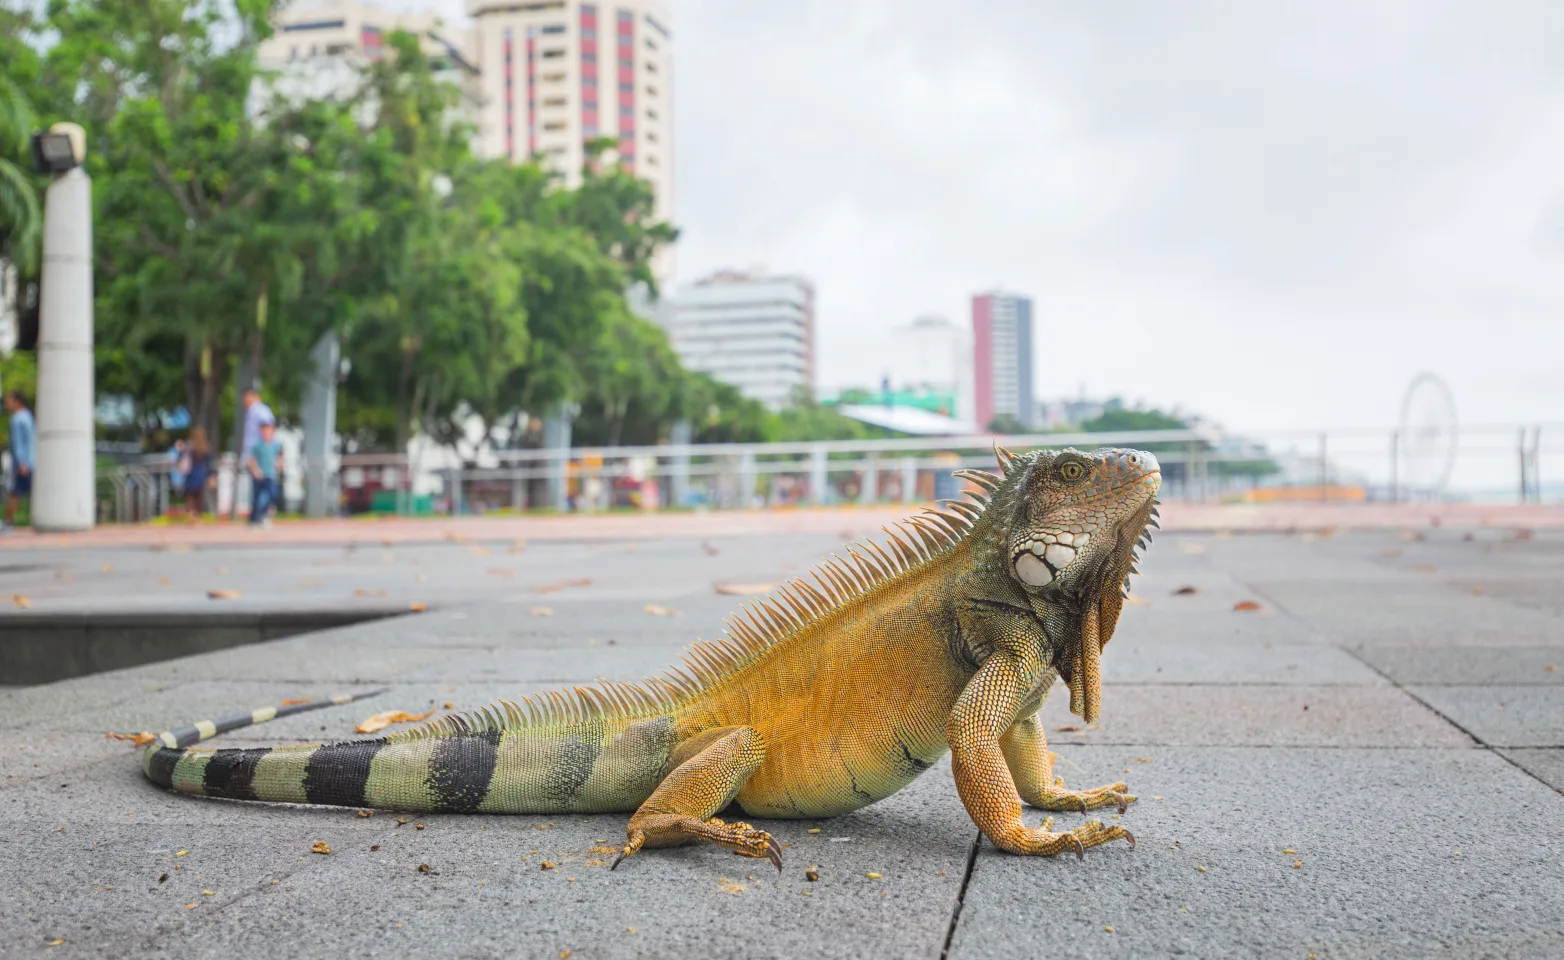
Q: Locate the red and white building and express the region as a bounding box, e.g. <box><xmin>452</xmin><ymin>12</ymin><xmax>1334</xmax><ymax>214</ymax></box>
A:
<box><xmin>971</xmin><ymin>291</ymin><xmax>1036</xmax><ymax>431</ymax></box>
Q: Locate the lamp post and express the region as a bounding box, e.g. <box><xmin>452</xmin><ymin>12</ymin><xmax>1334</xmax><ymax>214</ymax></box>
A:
<box><xmin>30</xmin><ymin>123</ymin><xmax>94</xmax><ymax>532</ymax></box>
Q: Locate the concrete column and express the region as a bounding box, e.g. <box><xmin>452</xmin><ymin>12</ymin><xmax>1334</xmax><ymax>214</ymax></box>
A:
<box><xmin>301</xmin><ymin>332</ymin><xmax>338</xmax><ymax>518</ymax></box>
<box><xmin>738</xmin><ymin>450</ymin><xmax>757</xmax><ymax>509</ymax></box>
<box><xmin>900</xmin><ymin>457</ymin><xmax>918</xmax><ymax>504</ymax></box>
<box><xmin>32</xmin><ymin>165</ymin><xmax>94</xmax><ymax>531</ymax></box>
<box><xmin>668</xmin><ymin>420</ymin><xmax>691</xmax><ymax>509</ymax></box>
<box><xmin>543</xmin><ymin>407</ymin><xmax>573</xmax><ymax>511</ymax></box>
<box><xmin>860</xmin><ymin>454</ymin><xmax>878</xmax><ymax>506</ymax></box>
<box><xmin>809</xmin><ymin>445</ymin><xmax>828</xmax><ymax>506</ymax></box>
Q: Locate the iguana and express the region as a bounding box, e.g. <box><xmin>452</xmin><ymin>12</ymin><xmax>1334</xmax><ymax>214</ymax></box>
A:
<box><xmin>140</xmin><ymin>445</ymin><xmax>1161</xmax><ymax>869</ymax></box>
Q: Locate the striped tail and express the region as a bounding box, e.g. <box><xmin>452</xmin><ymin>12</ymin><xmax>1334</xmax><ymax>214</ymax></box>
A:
<box><xmin>141</xmin><ymin>689</ymin><xmax>386</xmax><ymax>803</ymax></box>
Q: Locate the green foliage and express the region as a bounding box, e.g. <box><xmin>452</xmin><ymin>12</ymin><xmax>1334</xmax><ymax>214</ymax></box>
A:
<box><xmin>775</xmin><ymin>389</ymin><xmax>897</xmax><ymax>443</ymax></box>
<box><xmin>1</xmin><ymin>1</ymin><xmax>854</xmax><ymax>463</ymax></box>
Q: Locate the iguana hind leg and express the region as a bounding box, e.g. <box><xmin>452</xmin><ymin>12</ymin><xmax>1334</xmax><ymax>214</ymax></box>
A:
<box><xmin>612</xmin><ymin>726</ymin><xmax>782</xmax><ymax>871</ymax></box>
<box><xmin>1001</xmin><ymin>713</ymin><xmax>1134</xmax><ymax>814</ymax></box>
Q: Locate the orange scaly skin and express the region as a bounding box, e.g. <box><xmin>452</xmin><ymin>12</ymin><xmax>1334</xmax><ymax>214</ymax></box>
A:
<box><xmin>140</xmin><ymin>446</ymin><xmax>1161</xmax><ymax>872</ymax></box>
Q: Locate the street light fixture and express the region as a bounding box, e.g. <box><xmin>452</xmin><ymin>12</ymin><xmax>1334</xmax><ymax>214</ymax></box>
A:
<box><xmin>30</xmin><ymin>123</ymin><xmax>85</xmax><ymax>175</ymax></box>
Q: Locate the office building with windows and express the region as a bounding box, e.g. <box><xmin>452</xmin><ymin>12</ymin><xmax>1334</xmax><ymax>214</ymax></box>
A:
<box><xmin>971</xmin><ymin>291</ymin><xmax>1035</xmax><ymax>430</ymax></box>
<box><xmin>670</xmin><ymin>271</ymin><xmax>815</xmax><ymax>409</ymax></box>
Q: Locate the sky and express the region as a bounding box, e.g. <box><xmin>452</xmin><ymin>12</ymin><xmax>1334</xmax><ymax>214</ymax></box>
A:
<box><xmin>394</xmin><ymin>0</ymin><xmax>1564</xmax><ymax>442</ymax></box>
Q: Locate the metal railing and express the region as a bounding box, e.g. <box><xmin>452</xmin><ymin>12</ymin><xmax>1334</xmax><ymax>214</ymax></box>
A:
<box><xmin>90</xmin><ymin>423</ymin><xmax>1561</xmax><ymax>524</ymax></box>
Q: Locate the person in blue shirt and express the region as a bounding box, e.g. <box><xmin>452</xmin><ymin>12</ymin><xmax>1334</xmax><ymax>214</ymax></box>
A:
<box><xmin>247</xmin><ymin>419</ymin><xmax>282</xmax><ymax>527</ymax></box>
<box><xmin>4</xmin><ymin>390</ymin><xmax>35</xmax><ymax>529</ymax></box>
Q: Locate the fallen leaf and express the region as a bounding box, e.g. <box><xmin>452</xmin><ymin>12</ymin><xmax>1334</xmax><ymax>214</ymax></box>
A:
<box><xmin>561</xmin><ymin>950</ymin><xmax>573</xmax><ymax>959</ymax></box>
<box><xmin>106</xmin><ymin>731</ymin><xmax>157</xmax><ymax>746</ymax></box>
<box><xmin>46</xmin><ymin>938</ymin><xmax>65</xmax><ymax>946</ymax></box>
<box><xmin>353</xmin><ymin>588</ymin><xmax>387</xmax><ymax>598</ymax></box>
<box><xmin>311</xmin><ymin>841</ymin><xmax>331</xmax><ymax>855</ymax></box>
<box><xmin>1470</xmin><ymin>587</ymin><xmax>1485</xmax><ymax>595</ymax></box>
<box><xmin>564</xmin><ymin>577</ymin><xmax>592</xmax><ymax>588</ymax></box>
<box><xmin>418</xmin><ymin>864</ymin><xmax>431</xmax><ymax>873</ymax></box>
<box><xmin>866</xmin><ymin>871</ymin><xmax>883</xmax><ymax>879</ymax></box>
<box><xmin>407</xmin><ymin>602</ymin><xmax>428</xmax><ymax>612</ymax></box>
<box><xmin>443</xmin><ymin>702</ymin><xmax>455</xmax><ymax>710</ymax></box>
<box><xmin>805</xmin><ymin>866</ymin><xmax>820</xmax><ymax>881</ymax></box>
<box><xmin>643</xmin><ymin>604</ymin><xmax>679</xmax><ymax>617</ymax></box>
<box><xmin>486</xmin><ymin>568</ymin><xmax>515</xmax><ymax>578</ymax></box>
<box><xmin>717</xmin><ymin>878</ymin><xmax>747</xmax><ymax>894</ymax></box>
<box><xmin>509</xmin><ymin>540</ymin><xmax>527</xmax><ymax>554</ymax></box>
<box><xmin>175</xmin><ymin>850</ymin><xmax>189</xmax><ymax>857</ymax></box>
<box><xmin>1172</xmin><ymin>585</ymin><xmax>1198</xmax><ymax>595</ymax></box>
<box><xmin>1196</xmin><ymin>865</ymin><xmax>1207</xmax><ymax>873</ymax></box>
<box><xmin>1054</xmin><ymin>725</ymin><xmax>1080</xmax><ymax>733</ymax></box>
<box><xmin>415</xmin><ymin>823</ymin><xmax>425</xmax><ymax>830</ymax></box>
<box><xmin>540</xmin><ymin>861</ymin><xmax>556</xmax><ymax>870</ymax></box>
<box><xmin>1283</xmin><ymin>848</ymin><xmax>1297</xmax><ymax>854</ymax></box>
<box><xmin>1293</xmin><ymin>860</ymin><xmax>1303</xmax><ymax>869</ymax></box>
<box><xmin>357</xmin><ymin>810</ymin><xmax>373</xmax><ymax>818</ymax></box>
<box><xmin>354</xmin><ymin>709</ymin><xmax>435</xmax><ymax>734</ymax></box>
<box><xmin>158</xmin><ymin>577</ymin><xmax>172</xmax><ymax>586</ymax></box>
<box><xmin>12</xmin><ymin>594</ymin><xmax>30</xmax><ymax>608</ymax></box>
<box><xmin>280</xmin><ymin>698</ymin><xmax>309</xmax><ymax>706</ymax></box>
<box><xmin>206</xmin><ymin>589</ymin><xmax>241</xmax><ymax>600</ymax></box>
<box><xmin>589</xmin><ymin>845</ymin><xmax>620</xmax><ymax>856</ymax></box>
<box><xmin>1135</xmin><ymin>757</ymin><xmax>1151</xmax><ymax>764</ymax></box>
<box><xmin>101</xmin><ymin>563</ymin><xmax>114</xmax><ymax>573</ymax></box>
<box><xmin>713</xmin><ymin>583</ymin><xmax>777</xmax><ymax>596</ymax></box>
<box><xmin>202</xmin><ymin>889</ymin><xmax>216</xmax><ymax>896</ymax></box>
<box><xmin>530</xmin><ymin>606</ymin><xmax>555</xmax><ymax>616</ymax></box>
<box><xmin>185</xmin><ymin>904</ymin><xmax>197</xmax><ymax>910</ymax></box>
<box><xmin>1104</xmin><ymin>926</ymin><xmax>1116</xmax><ymax>934</ymax></box>
<box><xmin>1232</xmin><ymin>600</ymin><xmax>1262</xmax><ymax>612</ymax></box>
<box><xmin>807</xmin><ymin>828</ymin><xmax>821</xmax><ymax>834</ymax></box>
<box><xmin>1545</xmin><ymin>665</ymin><xmax>1558</xmax><ymax>673</ymax></box>
<box><xmin>701</xmin><ymin>541</ymin><xmax>720</xmax><ymax>555</ymax></box>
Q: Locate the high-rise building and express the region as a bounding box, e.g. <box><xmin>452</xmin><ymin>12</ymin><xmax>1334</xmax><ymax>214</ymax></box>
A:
<box><xmin>670</xmin><ymin>271</ymin><xmax>815</xmax><ymax>410</ymax></box>
<box><xmin>971</xmin><ymin>292</ymin><xmax>1035</xmax><ymax>430</ymax></box>
<box><xmin>257</xmin><ymin>2</ymin><xmax>481</xmax><ymax>108</ymax></box>
<box><xmin>884</xmin><ymin>314</ymin><xmax>976</xmax><ymax>422</ymax></box>
<box><xmin>467</xmin><ymin>0</ymin><xmax>675</xmax><ymax>281</ymax></box>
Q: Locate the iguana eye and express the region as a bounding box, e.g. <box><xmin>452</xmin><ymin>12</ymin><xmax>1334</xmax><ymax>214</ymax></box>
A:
<box><xmin>1060</xmin><ymin>462</ymin><xmax>1085</xmax><ymax>481</ymax></box>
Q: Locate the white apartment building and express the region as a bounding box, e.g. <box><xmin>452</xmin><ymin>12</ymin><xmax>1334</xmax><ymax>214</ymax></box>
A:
<box><xmin>467</xmin><ymin>1</ymin><xmax>675</xmax><ymax>263</ymax></box>
<box><xmin>671</xmin><ymin>272</ymin><xmax>816</xmax><ymax>410</ymax></box>
<box><xmin>885</xmin><ymin>314</ymin><xmax>976</xmax><ymax>422</ymax></box>
<box><xmin>258</xmin><ymin>2</ymin><xmax>481</xmax><ymax>107</ymax></box>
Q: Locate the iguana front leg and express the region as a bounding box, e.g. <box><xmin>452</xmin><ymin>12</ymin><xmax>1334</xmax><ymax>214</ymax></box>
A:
<box><xmin>948</xmin><ymin>654</ymin><xmax>1134</xmax><ymax>857</ymax></box>
<box><xmin>612</xmin><ymin>726</ymin><xmax>782</xmax><ymax>871</ymax></box>
<box><xmin>1001</xmin><ymin>713</ymin><xmax>1134</xmax><ymax>814</ymax></box>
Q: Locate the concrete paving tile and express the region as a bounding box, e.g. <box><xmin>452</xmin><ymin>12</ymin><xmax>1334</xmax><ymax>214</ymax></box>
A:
<box><xmin>948</xmin><ymin>746</ymin><xmax>1564</xmax><ymax>960</ymax></box>
<box><xmin>1036</xmin><ymin>683</ymin><xmax>1473</xmax><ymax>748</ymax></box>
<box><xmin>0</xmin><ymin>731</ymin><xmax>135</xmax><ymax>786</ymax></box>
<box><xmin>96</xmin><ymin>639</ymin><xmax>473</xmax><ymax>685</ymax></box>
<box><xmin>1245</xmin><ymin>581</ymin><xmax>1564</xmax><ymax>647</ymax></box>
<box><xmin>397</xmin><ymin>645</ymin><xmax>699</xmax><ymax>684</ymax></box>
<box><xmin>28</xmin><ymin>759</ymin><xmax>976</xmax><ymax>960</ymax></box>
<box><xmin>1408</xmin><ymin>685</ymin><xmax>1564</xmax><ymax>747</ymax></box>
<box><xmin>1102</xmin><ymin>639</ymin><xmax>1382</xmax><ymax>685</ymax></box>
<box><xmin>0</xmin><ymin>674</ymin><xmax>179</xmax><ymax>731</ymax></box>
<box><xmin>1498</xmin><ymin>748</ymin><xmax>1564</xmax><ymax>791</ymax></box>
<box><xmin>1353</xmin><ymin>646</ymin><xmax>1564</xmax><ymax>685</ymax></box>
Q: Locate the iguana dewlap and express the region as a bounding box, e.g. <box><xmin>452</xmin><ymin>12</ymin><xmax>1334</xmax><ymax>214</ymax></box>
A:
<box><xmin>141</xmin><ymin>446</ymin><xmax>1161</xmax><ymax>868</ymax></box>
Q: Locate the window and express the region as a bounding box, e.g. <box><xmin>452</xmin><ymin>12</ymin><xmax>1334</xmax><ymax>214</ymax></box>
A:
<box><xmin>645</xmin><ymin>108</ymin><xmax>658</xmax><ymax>120</ymax></box>
<box><xmin>644</xmin><ymin>61</ymin><xmax>657</xmax><ymax>74</ymax></box>
<box><xmin>541</xmin><ymin>24</ymin><xmax>566</xmax><ymax>34</ymax></box>
<box><xmin>645</xmin><ymin>85</ymin><xmax>658</xmax><ymax>97</ymax></box>
<box><xmin>543</xmin><ymin>96</ymin><xmax>568</xmax><ymax>107</ymax></box>
<box><xmin>543</xmin><ymin>121</ymin><xmax>567</xmax><ymax>131</ymax></box>
<box><xmin>619</xmin><ymin>59</ymin><xmax>633</xmax><ymax>71</ymax></box>
<box><xmin>541</xmin><ymin>48</ymin><xmax>565</xmax><ymax>58</ymax></box>
<box><xmin>582</xmin><ymin>76</ymin><xmax>597</xmax><ymax>87</ymax></box>
<box><xmin>645</xmin><ymin>155</ymin><xmax>658</xmax><ymax>167</ymax></box>
<box><xmin>645</xmin><ymin>37</ymin><xmax>657</xmax><ymax>51</ymax></box>
<box><xmin>620</xmin><ymin>105</ymin><xmax>633</xmax><ymax>116</ymax></box>
<box><xmin>543</xmin><ymin>71</ymin><xmax>567</xmax><ymax>82</ymax></box>
<box><xmin>619</xmin><ymin>81</ymin><xmax>634</xmax><ymax>92</ymax></box>
<box><xmin>581</xmin><ymin>52</ymin><xmax>597</xmax><ymax>62</ymax></box>
<box><xmin>646</xmin><ymin>131</ymin><xmax>658</xmax><ymax>143</ymax></box>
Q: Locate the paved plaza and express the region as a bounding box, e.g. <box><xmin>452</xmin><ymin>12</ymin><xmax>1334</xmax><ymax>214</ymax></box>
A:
<box><xmin>2</xmin><ymin>515</ymin><xmax>1562</xmax><ymax>958</ymax></box>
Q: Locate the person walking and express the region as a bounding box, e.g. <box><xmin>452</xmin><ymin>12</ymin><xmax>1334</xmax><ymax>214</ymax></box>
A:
<box><xmin>3</xmin><ymin>391</ymin><xmax>35</xmax><ymax>530</ymax></box>
<box><xmin>168</xmin><ymin>437</ymin><xmax>188</xmax><ymax>511</ymax></box>
<box><xmin>246</xmin><ymin>419</ymin><xmax>282</xmax><ymax>527</ymax></box>
<box><xmin>239</xmin><ymin>387</ymin><xmax>274</xmax><ymax>522</ymax></box>
<box><xmin>183</xmin><ymin>426</ymin><xmax>215</xmax><ymax>520</ymax></box>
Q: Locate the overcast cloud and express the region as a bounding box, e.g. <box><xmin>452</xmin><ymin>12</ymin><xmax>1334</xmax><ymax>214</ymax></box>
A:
<box><xmin>404</xmin><ymin>0</ymin><xmax>1564</xmax><ymax>436</ymax></box>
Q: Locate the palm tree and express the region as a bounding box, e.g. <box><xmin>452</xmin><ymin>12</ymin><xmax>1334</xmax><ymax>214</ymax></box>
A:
<box><xmin>0</xmin><ymin>73</ymin><xmax>41</xmax><ymax>273</ymax></box>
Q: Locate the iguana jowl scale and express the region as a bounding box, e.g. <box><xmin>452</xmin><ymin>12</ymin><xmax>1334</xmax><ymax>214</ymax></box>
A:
<box><xmin>141</xmin><ymin>446</ymin><xmax>1161</xmax><ymax>868</ymax></box>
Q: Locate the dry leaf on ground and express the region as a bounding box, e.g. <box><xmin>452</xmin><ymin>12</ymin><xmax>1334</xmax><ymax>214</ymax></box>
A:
<box><xmin>407</xmin><ymin>602</ymin><xmax>428</xmax><ymax>612</ymax></box>
<box><xmin>206</xmin><ymin>589</ymin><xmax>241</xmax><ymax>600</ymax></box>
<box><xmin>12</xmin><ymin>594</ymin><xmax>30</xmax><ymax>608</ymax></box>
<box><xmin>1233</xmin><ymin>600</ymin><xmax>1263</xmax><ymax>612</ymax></box>
<box><xmin>643</xmin><ymin>604</ymin><xmax>679</xmax><ymax>617</ymax></box>
<box><xmin>530</xmin><ymin>606</ymin><xmax>555</xmax><ymax>616</ymax></box>
<box><xmin>355</xmin><ymin>709</ymin><xmax>436</xmax><ymax>734</ymax></box>
<box><xmin>352</xmin><ymin>588</ymin><xmax>387</xmax><ymax>598</ymax></box>
<box><xmin>106</xmin><ymin>731</ymin><xmax>157</xmax><ymax>746</ymax></box>
<box><xmin>311</xmin><ymin>841</ymin><xmax>331</xmax><ymax>855</ymax></box>
<box><xmin>1172</xmin><ymin>586</ymin><xmax>1198</xmax><ymax>595</ymax></box>
<box><xmin>280</xmin><ymin>698</ymin><xmax>309</xmax><ymax>706</ymax></box>
<box><xmin>713</xmin><ymin>583</ymin><xmax>776</xmax><ymax>596</ymax></box>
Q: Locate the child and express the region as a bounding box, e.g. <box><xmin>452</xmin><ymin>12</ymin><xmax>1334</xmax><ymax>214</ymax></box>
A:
<box><xmin>183</xmin><ymin>426</ymin><xmax>215</xmax><ymax>521</ymax></box>
<box><xmin>246</xmin><ymin>419</ymin><xmax>282</xmax><ymax>527</ymax></box>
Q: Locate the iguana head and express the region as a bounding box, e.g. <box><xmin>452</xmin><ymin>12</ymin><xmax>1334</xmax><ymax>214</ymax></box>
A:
<box><xmin>1003</xmin><ymin>447</ymin><xmax>1161</xmax><ymax>723</ymax></box>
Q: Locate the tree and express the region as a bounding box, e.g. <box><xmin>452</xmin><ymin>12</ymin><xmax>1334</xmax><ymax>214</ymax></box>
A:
<box><xmin>0</xmin><ymin>72</ymin><xmax>41</xmax><ymax>274</ymax></box>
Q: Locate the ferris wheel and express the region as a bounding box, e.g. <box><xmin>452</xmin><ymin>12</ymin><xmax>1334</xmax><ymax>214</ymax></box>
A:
<box><xmin>1398</xmin><ymin>373</ymin><xmax>1458</xmax><ymax>499</ymax></box>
